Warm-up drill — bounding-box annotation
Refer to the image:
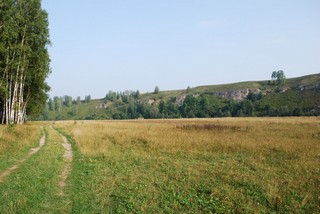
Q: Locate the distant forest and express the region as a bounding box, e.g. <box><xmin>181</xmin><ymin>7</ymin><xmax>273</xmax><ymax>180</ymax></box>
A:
<box><xmin>41</xmin><ymin>74</ymin><xmax>320</xmax><ymax>121</ymax></box>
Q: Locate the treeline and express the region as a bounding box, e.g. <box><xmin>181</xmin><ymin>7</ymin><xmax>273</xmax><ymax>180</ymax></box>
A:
<box><xmin>43</xmin><ymin>88</ymin><xmax>319</xmax><ymax>121</ymax></box>
<box><xmin>47</xmin><ymin>95</ymin><xmax>91</xmax><ymax>111</ymax></box>
<box><xmin>103</xmin><ymin>91</ymin><xmax>317</xmax><ymax>120</ymax></box>
<box><xmin>105</xmin><ymin>90</ymin><xmax>140</xmax><ymax>102</ymax></box>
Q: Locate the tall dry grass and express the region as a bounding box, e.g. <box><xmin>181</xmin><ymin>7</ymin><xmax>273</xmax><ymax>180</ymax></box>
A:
<box><xmin>0</xmin><ymin>123</ymin><xmax>42</xmax><ymax>172</ymax></box>
<box><xmin>56</xmin><ymin>117</ymin><xmax>320</xmax><ymax>212</ymax></box>
<box><xmin>57</xmin><ymin>117</ymin><xmax>320</xmax><ymax>157</ymax></box>
<box><xmin>0</xmin><ymin>124</ymin><xmax>41</xmax><ymax>156</ymax></box>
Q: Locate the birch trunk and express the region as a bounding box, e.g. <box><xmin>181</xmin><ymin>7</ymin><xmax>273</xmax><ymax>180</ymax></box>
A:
<box><xmin>9</xmin><ymin>24</ymin><xmax>26</xmax><ymax>124</ymax></box>
<box><xmin>15</xmin><ymin>25</ymin><xmax>27</xmax><ymax>124</ymax></box>
<box><xmin>21</xmin><ymin>93</ymin><xmax>30</xmax><ymax>123</ymax></box>
<box><xmin>17</xmin><ymin>73</ymin><xmax>25</xmax><ymax>124</ymax></box>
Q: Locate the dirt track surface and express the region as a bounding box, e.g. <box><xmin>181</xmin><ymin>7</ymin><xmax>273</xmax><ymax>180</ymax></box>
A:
<box><xmin>57</xmin><ymin>134</ymin><xmax>73</xmax><ymax>196</ymax></box>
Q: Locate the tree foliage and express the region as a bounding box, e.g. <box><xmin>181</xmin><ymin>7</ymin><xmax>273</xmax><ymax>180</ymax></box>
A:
<box><xmin>271</xmin><ymin>70</ymin><xmax>286</xmax><ymax>85</ymax></box>
<box><xmin>154</xmin><ymin>86</ymin><xmax>159</xmax><ymax>94</ymax></box>
<box><xmin>76</xmin><ymin>96</ymin><xmax>81</xmax><ymax>105</ymax></box>
<box><xmin>0</xmin><ymin>0</ymin><xmax>50</xmax><ymax>124</ymax></box>
<box><xmin>85</xmin><ymin>95</ymin><xmax>91</xmax><ymax>103</ymax></box>
<box><xmin>64</xmin><ymin>95</ymin><xmax>73</xmax><ymax>107</ymax></box>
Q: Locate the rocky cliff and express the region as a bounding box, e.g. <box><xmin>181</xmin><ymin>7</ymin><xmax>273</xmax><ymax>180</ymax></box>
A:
<box><xmin>175</xmin><ymin>88</ymin><xmax>261</xmax><ymax>105</ymax></box>
<box><xmin>210</xmin><ymin>88</ymin><xmax>261</xmax><ymax>101</ymax></box>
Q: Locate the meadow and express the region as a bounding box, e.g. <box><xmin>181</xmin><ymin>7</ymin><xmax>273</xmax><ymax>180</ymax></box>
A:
<box><xmin>0</xmin><ymin>117</ymin><xmax>319</xmax><ymax>213</ymax></box>
<box><xmin>55</xmin><ymin>117</ymin><xmax>320</xmax><ymax>213</ymax></box>
<box><xmin>0</xmin><ymin>124</ymin><xmax>41</xmax><ymax>173</ymax></box>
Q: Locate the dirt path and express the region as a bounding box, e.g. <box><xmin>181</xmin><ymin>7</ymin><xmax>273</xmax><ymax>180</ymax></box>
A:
<box><xmin>0</xmin><ymin>127</ymin><xmax>46</xmax><ymax>183</ymax></box>
<box><xmin>57</xmin><ymin>133</ymin><xmax>73</xmax><ymax>196</ymax></box>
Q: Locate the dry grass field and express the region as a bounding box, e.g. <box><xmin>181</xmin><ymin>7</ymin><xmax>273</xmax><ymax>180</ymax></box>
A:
<box><xmin>0</xmin><ymin>123</ymin><xmax>41</xmax><ymax>172</ymax></box>
<box><xmin>54</xmin><ymin>117</ymin><xmax>320</xmax><ymax>213</ymax></box>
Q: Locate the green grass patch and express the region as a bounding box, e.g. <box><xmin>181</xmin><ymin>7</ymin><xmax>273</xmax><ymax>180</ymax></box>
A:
<box><xmin>0</xmin><ymin>125</ymin><xmax>41</xmax><ymax>172</ymax></box>
<box><xmin>0</xmin><ymin>127</ymin><xmax>69</xmax><ymax>213</ymax></box>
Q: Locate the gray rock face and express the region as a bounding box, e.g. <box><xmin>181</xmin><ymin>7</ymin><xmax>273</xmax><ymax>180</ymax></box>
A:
<box><xmin>95</xmin><ymin>103</ymin><xmax>107</xmax><ymax>109</ymax></box>
<box><xmin>299</xmin><ymin>84</ymin><xmax>320</xmax><ymax>91</ymax></box>
<box><xmin>210</xmin><ymin>88</ymin><xmax>261</xmax><ymax>101</ymax></box>
<box><xmin>175</xmin><ymin>88</ymin><xmax>261</xmax><ymax>106</ymax></box>
<box><xmin>175</xmin><ymin>94</ymin><xmax>200</xmax><ymax>106</ymax></box>
<box><xmin>148</xmin><ymin>99</ymin><xmax>155</xmax><ymax>105</ymax></box>
<box><xmin>175</xmin><ymin>95</ymin><xmax>187</xmax><ymax>106</ymax></box>
<box><xmin>174</xmin><ymin>80</ymin><xmax>320</xmax><ymax>106</ymax></box>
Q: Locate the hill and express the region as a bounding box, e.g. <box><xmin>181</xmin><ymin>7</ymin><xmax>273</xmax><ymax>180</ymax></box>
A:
<box><xmin>39</xmin><ymin>73</ymin><xmax>320</xmax><ymax>120</ymax></box>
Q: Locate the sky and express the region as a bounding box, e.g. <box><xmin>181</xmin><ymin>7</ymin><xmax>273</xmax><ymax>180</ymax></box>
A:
<box><xmin>42</xmin><ymin>0</ymin><xmax>320</xmax><ymax>99</ymax></box>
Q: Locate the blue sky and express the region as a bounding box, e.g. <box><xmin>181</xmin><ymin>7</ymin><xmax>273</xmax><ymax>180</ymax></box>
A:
<box><xmin>42</xmin><ymin>0</ymin><xmax>320</xmax><ymax>99</ymax></box>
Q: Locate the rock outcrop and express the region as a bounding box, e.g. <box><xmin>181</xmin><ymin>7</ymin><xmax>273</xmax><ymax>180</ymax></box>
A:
<box><xmin>95</xmin><ymin>103</ymin><xmax>107</xmax><ymax>109</ymax></box>
<box><xmin>175</xmin><ymin>88</ymin><xmax>261</xmax><ymax>106</ymax></box>
<box><xmin>175</xmin><ymin>94</ymin><xmax>200</xmax><ymax>106</ymax></box>
<box><xmin>298</xmin><ymin>83</ymin><xmax>320</xmax><ymax>91</ymax></box>
<box><xmin>210</xmin><ymin>88</ymin><xmax>261</xmax><ymax>101</ymax></box>
<box><xmin>175</xmin><ymin>95</ymin><xmax>187</xmax><ymax>106</ymax></box>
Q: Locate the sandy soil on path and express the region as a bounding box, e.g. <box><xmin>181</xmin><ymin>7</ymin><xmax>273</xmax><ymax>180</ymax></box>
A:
<box><xmin>0</xmin><ymin>127</ymin><xmax>46</xmax><ymax>183</ymax></box>
<box><xmin>57</xmin><ymin>134</ymin><xmax>73</xmax><ymax>196</ymax></box>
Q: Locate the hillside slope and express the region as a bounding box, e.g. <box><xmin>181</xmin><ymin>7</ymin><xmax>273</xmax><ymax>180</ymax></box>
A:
<box><xmin>40</xmin><ymin>73</ymin><xmax>320</xmax><ymax>120</ymax></box>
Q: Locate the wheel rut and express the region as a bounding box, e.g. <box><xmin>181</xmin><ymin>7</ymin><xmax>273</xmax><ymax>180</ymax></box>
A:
<box><xmin>0</xmin><ymin>127</ymin><xmax>46</xmax><ymax>183</ymax></box>
<box><xmin>57</xmin><ymin>132</ymin><xmax>73</xmax><ymax>196</ymax></box>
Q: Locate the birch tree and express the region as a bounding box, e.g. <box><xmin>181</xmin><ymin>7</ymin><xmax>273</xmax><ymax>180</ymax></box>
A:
<box><xmin>0</xmin><ymin>0</ymin><xmax>50</xmax><ymax>124</ymax></box>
